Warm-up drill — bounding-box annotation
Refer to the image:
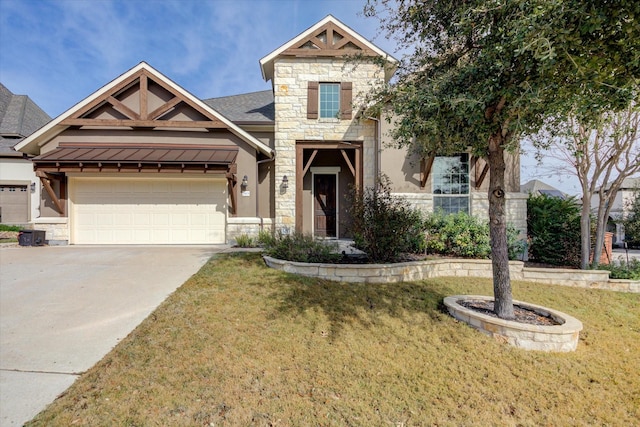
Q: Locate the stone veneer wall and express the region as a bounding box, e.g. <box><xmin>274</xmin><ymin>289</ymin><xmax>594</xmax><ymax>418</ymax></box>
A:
<box><xmin>227</xmin><ymin>217</ymin><xmax>273</xmax><ymax>243</ymax></box>
<box><xmin>263</xmin><ymin>256</ymin><xmax>639</xmax><ymax>293</ymax></box>
<box><xmin>272</xmin><ymin>57</ymin><xmax>385</xmax><ymax>232</ymax></box>
<box><xmin>32</xmin><ymin>217</ymin><xmax>69</xmax><ymax>245</ymax></box>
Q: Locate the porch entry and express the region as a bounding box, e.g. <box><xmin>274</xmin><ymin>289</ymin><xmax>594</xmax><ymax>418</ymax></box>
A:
<box><xmin>295</xmin><ymin>141</ymin><xmax>363</xmax><ymax>237</ymax></box>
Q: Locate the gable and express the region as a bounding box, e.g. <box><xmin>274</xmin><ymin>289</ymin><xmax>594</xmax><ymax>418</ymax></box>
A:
<box><xmin>61</xmin><ymin>68</ymin><xmax>225</xmax><ymax>129</ymax></box>
<box><xmin>260</xmin><ymin>15</ymin><xmax>397</xmax><ymax>82</ymax></box>
<box><xmin>15</xmin><ymin>62</ymin><xmax>273</xmax><ymax>157</ymax></box>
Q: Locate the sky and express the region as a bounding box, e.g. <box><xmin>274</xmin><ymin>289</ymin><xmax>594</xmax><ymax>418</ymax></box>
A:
<box><xmin>0</xmin><ymin>0</ymin><xmax>583</xmax><ymax>195</ymax></box>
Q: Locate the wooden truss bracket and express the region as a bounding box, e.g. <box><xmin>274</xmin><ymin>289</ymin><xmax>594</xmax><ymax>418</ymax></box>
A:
<box><xmin>420</xmin><ymin>155</ymin><xmax>435</xmax><ymax>188</ymax></box>
<box><xmin>36</xmin><ymin>171</ymin><xmax>65</xmax><ymax>215</ymax></box>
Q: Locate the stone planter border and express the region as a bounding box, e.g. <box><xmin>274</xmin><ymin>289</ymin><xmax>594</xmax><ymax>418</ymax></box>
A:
<box><xmin>262</xmin><ymin>256</ymin><xmax>639</xmax><ymax>293</ymax></box>
<box><xmin>443</xmin><ymin>295</ymin><xmax>583</xmax><ymax>352</ymax></box>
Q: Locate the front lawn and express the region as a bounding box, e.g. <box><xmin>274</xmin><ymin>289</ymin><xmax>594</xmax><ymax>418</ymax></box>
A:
<box><xmin>28</xmin><ymin>253</ymin><xmax>639</xmax><ymax>426</ymax></box>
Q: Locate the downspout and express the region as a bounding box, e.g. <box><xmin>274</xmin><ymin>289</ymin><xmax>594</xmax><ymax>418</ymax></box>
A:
<box><xmin>366</xmin><ymin>116</ymin><xmax>381</xmax><ymax>184</ymax></box>
<box><xmin>256</xmin><ymin>156</ymin><xmax>275</xmax><ymax>230</ymax></box>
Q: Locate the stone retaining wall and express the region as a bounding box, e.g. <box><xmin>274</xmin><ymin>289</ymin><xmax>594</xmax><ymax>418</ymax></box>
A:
<box><xmin>263</xmin><ymin>256</ymin><xmax>639</xmax><ymax>293</ymax></box>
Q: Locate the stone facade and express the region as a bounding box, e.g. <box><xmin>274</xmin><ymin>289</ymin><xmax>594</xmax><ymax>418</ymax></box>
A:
<box><xmin>32</xmin><ymin>217</ymin><xmax>69</xmax><ymax>245</ymax></box>
<box><xmin>272</xmin><ymin>57</ymin><xmax>384</xmax><ymax>232</ymax></box>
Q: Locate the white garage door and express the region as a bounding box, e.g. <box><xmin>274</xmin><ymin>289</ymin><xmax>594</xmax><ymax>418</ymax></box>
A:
<box><xmin>71</xmin><ymin>177</ymin><xmax>227</xmax><ymax>244</ymax></box>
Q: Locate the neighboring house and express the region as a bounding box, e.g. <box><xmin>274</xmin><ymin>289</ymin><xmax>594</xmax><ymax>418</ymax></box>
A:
<box><xmin>591</xmin><ymin>176</ymin><xmax>640</xmax><ymax>246</ymax></box>
<box><xmin>15</xmin><ymin>15</ymin><xmax>526</xmax><ymax>245</ymax></box>
<box><xmin>521</xmin><ymin>179</ymin><xmax>568</xmax><ymax>199</ymax></box>
<box><xmin>0</xmin><ymin>83</ymin><xmax>51</xmax><ymax>224</ymax></box>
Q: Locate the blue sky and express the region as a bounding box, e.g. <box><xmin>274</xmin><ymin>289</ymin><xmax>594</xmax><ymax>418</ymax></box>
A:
<box><xmin>0</xmin><ymin>0</ymin><xmax>579</xmax><ymax>194</ymax></box>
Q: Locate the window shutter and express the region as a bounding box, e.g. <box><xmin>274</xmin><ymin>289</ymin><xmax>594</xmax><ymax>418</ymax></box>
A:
<box><xmin>307</xmin><ymin>82</ymin><xmax>318</xmax><ymax>119</ymax></box>
<box><xmin>340</xmin><ymin>82</ymin><xmax>352</xmax><ymax>119</ymax></box>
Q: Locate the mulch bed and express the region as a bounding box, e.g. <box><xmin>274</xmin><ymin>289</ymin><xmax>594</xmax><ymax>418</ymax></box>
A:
<box><xmin>459</xmin><ymin>299</ymin><xmax>560</xmax><ymax>326</ymax></box>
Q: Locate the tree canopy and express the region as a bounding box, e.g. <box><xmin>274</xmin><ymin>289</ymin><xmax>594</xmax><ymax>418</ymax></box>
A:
<box><xmin>366</xmin><ymin>0</ymin><xmax>639</xmax><ymax>154</ymax></box>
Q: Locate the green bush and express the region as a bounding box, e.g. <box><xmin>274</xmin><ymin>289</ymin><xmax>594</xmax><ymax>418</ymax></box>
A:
<box><xmin>622</xmin><ymin>189</ymin><xmax>640</xmax><ymax>248</ymax></box>
<box><xmin>423</xmin><ymin>211</ymin><xmax>525</xmax><ymax>260</ymax></box>
<box><xmin>348</xmin><ymin>175</ymin><xmax>425</xmax><ymax>262</ymax></box>
<box><xmin>527</xmin><ymin>194</ymin><xmax>581</xmax><ymax>267</ymax></box>
<box><xmin>256</xmin><ymin>229</ymin><xmax>277</xmax><ymax>248</ymax></box>
<box><xmin>596</xmin><ymin>259</ymin><xmax>640</xmax><ymax>280</ymax></box>
<box><xmin>263</xmin><ymin>232</ymin><xmax>340</xmax><ymax>263</ymax></box>
<box><xmin>424</xmin><ymin>211</ymin><xmax>491</xmax><ymax>258</ymax></box>
<box><xmin>235</xmin><ymin>234</ymin><xmax>255</xmax><ymax>248</ymax></box>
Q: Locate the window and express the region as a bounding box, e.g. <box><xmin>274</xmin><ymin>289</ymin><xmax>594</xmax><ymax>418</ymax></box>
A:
<box><xmin>319</xmin><ymin>83</ymin><xmax>340</xmax><ymax>118</ymax></box>
<box><xmin>432</xmin><ymin>153</ymin><xmax>469</xmax><ymax>214</ymax></box>
<box><xmin>307</xmin><ymin>82</ymin><xmax>352</xmax><ymax>120</ymax></box>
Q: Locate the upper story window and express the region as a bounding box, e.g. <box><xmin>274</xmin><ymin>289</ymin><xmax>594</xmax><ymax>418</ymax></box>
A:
<box><xmin>319</xmin><ymin>83</ymin><xmax>341</xmax><ymax>118</ymax></box>
<box><xmin>307</xmin><ymin>82</ymin><xmax>352</xmax><ymax>120</ymax></box>
<box><xmin>432</xmin><ymin>153</ymin><xmax>469</xmax><ymax>214</ymax></box>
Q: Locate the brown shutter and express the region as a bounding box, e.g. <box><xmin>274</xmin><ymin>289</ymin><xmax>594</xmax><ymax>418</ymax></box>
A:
<box><xmin>340</xmin><ymin>82</ymin><xmax>352</xmax><ymax>119</ymax></box>
<box><xmin>307</xmin><ymin>82</ymin><xmax>318</xmax><ymax>119</ymax></box>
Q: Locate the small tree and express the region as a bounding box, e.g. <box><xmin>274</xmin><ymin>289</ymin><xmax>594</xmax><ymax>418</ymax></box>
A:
<box><xmin>531</xmin><ymin>105</ymin><xmax>640</xmax><ymax>268</ymax></box>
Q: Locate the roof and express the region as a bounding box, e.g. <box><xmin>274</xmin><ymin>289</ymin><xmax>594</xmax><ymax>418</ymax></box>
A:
<box><xmin>259</xmin><ymin>15</ymin><xmax>397</xmax><ymax>83</ymax></box>
<box><xmin>204</xmin><ymin>90</ymin><xmax>274</xmax><ymax>124</ymax></box>
<box><xmin>34</xmin><ymin>144</ymin><xmax>238</xmax><ymax>164</ymax></box>
<box><xmin>521</xmin><ymin>179</ymin><xmax>568</xmax><ymax>199</ymax></box>
<box><xmin>14</xmin><ymin>62</ymin><xmax>274</xmax><ymax>158</ymax></box>
<box><xmin>0</xmin><ymin>83</ymin><xmax>51</xmax><ymax>156</ymax></box>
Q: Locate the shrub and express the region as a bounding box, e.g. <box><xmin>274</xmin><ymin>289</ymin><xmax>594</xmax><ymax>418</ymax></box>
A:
<box><xmin>256</xmin><ymin>229</ymin><xmax>277</xmax><ymax>248</ymax></box>
<box><xmin>622</xmin><ymin>189</ymin><xmax>640</xmax><ymax>248</ymax></box>
<box><xmin>423</xmin><ymin>211</ymin><xmax>491</xmax><ymax>258</ymax></box>
<box><xmin>527</xmin><ymin>194</ymin><xmax>581</xmax><ymax>267</ymax></box>
<box><xmin>348</xmin><ymin>175</ymin><xmax>425</xmax><ymax>262</ymax></box>
<box><xmin>423</xmin><ymin>211</ymin><xmax>525</xmax><ymax>260</ymax></box>
<box><xmin>263</xmin><ymin>232</ymin><xmax>340</xmax><ymax>263</ymax></box>
<box><xmin>235</xmin><ymin>234</ymin><xmax>255</xmax><ymax>248</ymax></box>
<box><xmin>596</xmin><ymin>258</ymin><xmax>640</xmax><ymax>280</ymax></box>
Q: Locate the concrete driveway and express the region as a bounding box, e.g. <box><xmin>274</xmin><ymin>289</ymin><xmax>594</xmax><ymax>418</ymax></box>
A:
<box><xmin>0</xmin><ymin>245</ymin><xmax>225</xmax><ymax>426</ymax></box>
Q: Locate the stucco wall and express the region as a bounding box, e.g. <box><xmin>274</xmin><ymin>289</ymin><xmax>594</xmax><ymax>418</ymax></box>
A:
<box><xmin>272</xmin><ymin>57</ymin><xmax>385</xmax><ymax>232</ymax></box>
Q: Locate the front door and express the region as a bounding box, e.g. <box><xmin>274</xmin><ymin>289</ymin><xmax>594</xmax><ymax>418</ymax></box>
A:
<box><xmin>314</xmin><ymin>174</ymin><xmax>337</xmax><ymax>238</ymax></box>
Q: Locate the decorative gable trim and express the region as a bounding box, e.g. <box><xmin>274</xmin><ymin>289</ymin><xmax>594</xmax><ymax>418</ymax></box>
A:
<box><xmin>15</xmin><ymin>62</ymin><xmax>274</xmax><ymax>158</ymax></box>
<box><xmin>282</xmin><ymin>21</ymin><xmax>376</xmax><ymax>58</ymax></box>
<box><xmin>260</xmin><ymin>15</ymin><xmax>397</xmax><ymax>82</ymax></box>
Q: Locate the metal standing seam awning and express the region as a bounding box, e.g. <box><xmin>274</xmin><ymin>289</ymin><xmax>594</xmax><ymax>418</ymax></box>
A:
<box><xmin>32</xmin><ymin>143</ymin><xmax>241</xmax><ymax>214</ymax></box>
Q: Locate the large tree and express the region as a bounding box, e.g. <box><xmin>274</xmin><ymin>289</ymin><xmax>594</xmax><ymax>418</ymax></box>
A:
<box><xmin>364</xmin><ymin>0</ymin><xmax>639</xmax><ymax>319</ymax></box>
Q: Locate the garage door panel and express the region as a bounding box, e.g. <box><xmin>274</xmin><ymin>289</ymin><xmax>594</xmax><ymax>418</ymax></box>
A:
<box><xmin>72</xmin><ymin>178</ymin><xmax>226</xmax><ymax>244</ymax></box>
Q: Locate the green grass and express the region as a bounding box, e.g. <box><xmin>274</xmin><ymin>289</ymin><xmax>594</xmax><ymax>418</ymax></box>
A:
<box><xmin>28</xmin><ymin>253</ymin><xmax>639</xmax><ymax>426</ymax></box>
<box><xmin>0</xmin><ymin>224</ymin><xmax>22</xmax><ymax>232</ymax></box>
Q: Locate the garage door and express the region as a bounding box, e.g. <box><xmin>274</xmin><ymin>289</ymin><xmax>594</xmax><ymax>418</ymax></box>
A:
<box><xmin>71</xmin><ymin>177</ymin><xmax>227</xmax><ymax>244</ymax></box>
<box><xmin>0</xmin><ymin>185</ymin><xmax>28</xmax><ymax>224</ymax></box>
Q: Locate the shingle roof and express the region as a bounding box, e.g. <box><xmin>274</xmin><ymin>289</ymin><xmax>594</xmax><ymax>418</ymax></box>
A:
<box><xmin>204</xmin><ymin>90</ymin><xmax>274</xmax><ymax>124</ymax></box>
<box><xmin>0</xmin><ymin>83</ymin><xmax>51</xmax><ymax>156</ymax></box>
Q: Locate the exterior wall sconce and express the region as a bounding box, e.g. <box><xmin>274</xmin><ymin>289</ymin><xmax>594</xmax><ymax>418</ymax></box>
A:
<box><xmin>241</xmin><ymin>175</ymin><xmax>248</xmax><ymax>188</ymax></box>
<box><xmin>30</xmin><ymin>182</ymin><xmax>36</xmax><ymax>193</ymax></box>
<box><xmin>282</xmin><ymin>175</ymin><xmax>289</xmax><ymax>189</ymax></box>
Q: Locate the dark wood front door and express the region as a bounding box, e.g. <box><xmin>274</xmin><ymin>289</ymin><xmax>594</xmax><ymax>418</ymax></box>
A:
<box><xmin>314</xmin><ymin>174</ymin><xmax>336</xmax><ymax>238</ymax></box>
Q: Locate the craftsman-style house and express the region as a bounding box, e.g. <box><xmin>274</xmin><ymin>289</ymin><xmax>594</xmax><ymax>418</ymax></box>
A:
<box><xmin>15</xmin><ymin>15</ymin><xmax>526</xmax><ymax>245</ymax></box>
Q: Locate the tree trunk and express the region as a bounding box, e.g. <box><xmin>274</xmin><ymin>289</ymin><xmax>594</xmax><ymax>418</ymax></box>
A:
<box><xmin>487</xmin><ymin>133</ymin><xmax>514</xmax><ymax>320</ymax></box>
<box><xmin>580</xmin><ymin>195</ymin><xmax>591</xmax><ymax>270</ymax></box>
